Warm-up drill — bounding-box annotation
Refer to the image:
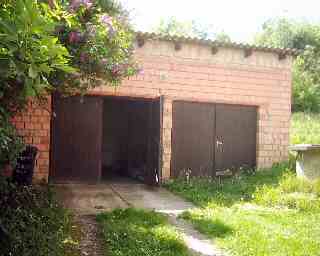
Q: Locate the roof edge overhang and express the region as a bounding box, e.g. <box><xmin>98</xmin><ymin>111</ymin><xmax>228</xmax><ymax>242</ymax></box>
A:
<box><xmin>135</xmin><ymin>31</ymin><xmax>301</xmax><ymax>57</ymax></box>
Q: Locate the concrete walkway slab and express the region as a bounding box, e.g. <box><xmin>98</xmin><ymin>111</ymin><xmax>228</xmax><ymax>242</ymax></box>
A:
<box><xmin>109</xmin><ymin>182</ymin><xmax>195</xmax><ymax>214</ymax></box>
<box><xmin>55</xmin><ymin>181</ymin><xmax>194</xmax><ymax>215</ymax></box>
<box><xmin>55</xmin><ymin>181</ymin><xmax>226</xmax><ymax>256</ymax></box>
<box><xmin>54</xmin><ymin>183</ymin><xmax>128</xmax><ymax>215</ymax></box>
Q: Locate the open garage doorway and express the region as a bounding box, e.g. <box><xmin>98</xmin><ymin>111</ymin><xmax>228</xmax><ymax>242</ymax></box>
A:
<box><xmin>102</xmin><ymin>97</ymin><xmax>161</xmax><ymax>185</ymax></box>
<box><xmin>50</xmin><ymin>94</ymin><xmax>162</xmax><ymax>185</ymax></box>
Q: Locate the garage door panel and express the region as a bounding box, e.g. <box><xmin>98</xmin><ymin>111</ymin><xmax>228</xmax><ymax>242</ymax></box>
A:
<box><xmin>171</xmin><ymin>101</ymin><xmax>215</xmax><ymax>178</ymax></box>
<box><xmin>51</xmin><ymin>95</ymin><xmax>103</xmax><ymax>183</ymax></box>
<box><xmin>215</xmin><ymin>104</ymin><xmax>257</xmax><ymax>172</ymax></box>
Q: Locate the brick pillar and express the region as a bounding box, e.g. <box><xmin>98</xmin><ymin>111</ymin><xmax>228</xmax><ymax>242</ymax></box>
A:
<box><xmin>11</xmin><ymin>97</ymin><xmax>51</xmax><ymax>182</ymax></box>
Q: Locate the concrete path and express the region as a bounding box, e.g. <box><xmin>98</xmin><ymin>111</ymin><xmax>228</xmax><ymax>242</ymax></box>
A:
<box><xmin>75</xmin><ymin>215</ymin><xmax>104</xmax><ymax>256</ymax></box>
<box><xmin>55</xmin><ymin>180</ymin><xmax>226</xmax><ymax>256</ymax></box>
<box><xmin>55</xmin><ymin>183</ymin><xmax>128</xmax><ymax>215</ymax></box>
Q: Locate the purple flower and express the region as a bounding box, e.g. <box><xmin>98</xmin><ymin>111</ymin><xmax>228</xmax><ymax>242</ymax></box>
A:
<box><xmin>69</xmin><ymin>0</ymin><xmax>93</xmax><ymax>12</ymax></box>
<box><xmin>137</xmin><ymin>68</ymin><xmax>144</xmax><ymax>75</ymax></box>
<box><xmin>111</xmin><ymin>65</ymin><xmax>121</xmax><ymax>76</ymax></box>
<box><xmin>108</xmin><ymin>26</ymin><xmax>116</xmax><ymax>38</ymax></box>
<box><xmin>68</xmin><ymin>31</ymin><xmax>82</xmax><ymax>44</ymax></box>
<box><xmin>99</xmin><ymin>14</ymin><xmax>117</xmax><ymax>38</ymax></box>
<box><xmin>100</xmin><ymin>58</ymin><xmax>108</xmax><ymax>65</ymax></box>
<box><xmin>83</xmin><ymin>0</ymin><xmax>93</xmax><ymax>8</ymax></box>
<box><xmin>100</xmin><ymin>14</ymin><xmax>112</xmax><ymax>26</ymax></box>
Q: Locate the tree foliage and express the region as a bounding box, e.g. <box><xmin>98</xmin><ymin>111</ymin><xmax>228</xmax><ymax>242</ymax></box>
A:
<box><xmin>255</xmin><ymin>18</ymin><xmax>320</xmax><ymax>112</ymax></box>
<box><xmin>0</xmin><ymin>0</ymin><xmax>137</xmax><ymax>167</ymax></box>
<box><xmin>0</xmin><ymin>0</ymin><xmax>137</xmax><ymax>114</ymax></box>
<box><xmin>153</xmin><ymin>17</ymin><xmax>231</xmax><ymax>42</ymax></box>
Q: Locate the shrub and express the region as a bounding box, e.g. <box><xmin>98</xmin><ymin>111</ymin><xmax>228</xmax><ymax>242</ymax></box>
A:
<box><xmin>0</xmin><ymin>110</ymin><xmax>24</xmax><ymax>170</ymax></box>
<box><xmin>0</xmin><ymin>0</ymin><xmax>138</xmax><ymax>173</ymax></box>
<box><xmin>292</xmin><ymin>55</ymin><xmax>320</xmax><ymax>113</ymax></box>
<box><xmin>0</xmin><ymin>177</ymin><xmax>74</xmax><ymax>256</ymax></box>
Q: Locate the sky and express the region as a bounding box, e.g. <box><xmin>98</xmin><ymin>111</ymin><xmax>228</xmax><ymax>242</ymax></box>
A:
<box><xmin>120</xmin><ymin>0</ymin><xmax>320</xmax><ymax>43</ymax></box>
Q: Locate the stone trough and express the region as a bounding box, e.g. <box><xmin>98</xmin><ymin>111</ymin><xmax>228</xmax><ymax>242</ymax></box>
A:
<box><xmin>289</xmin><ymin>144</ymin><xmax>320</xmax><ymax>180</ymax></box>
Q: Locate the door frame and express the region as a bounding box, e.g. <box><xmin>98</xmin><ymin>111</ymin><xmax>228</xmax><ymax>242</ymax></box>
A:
<box><xmin>145</xmin><ymin>96</ymin><xmax>163</xmax><ymax>185</ymax></box>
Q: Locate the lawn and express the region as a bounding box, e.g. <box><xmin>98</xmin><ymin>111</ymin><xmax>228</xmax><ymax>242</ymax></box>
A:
<box><xmin>165</xmin><ymin>163</ymin><xmax>320</xmax><ymax>256</ymax></box>
<box><xmin>97</xmin><ymin>208</ymin><xmax>190</xmax><ymax>256</ymax></box>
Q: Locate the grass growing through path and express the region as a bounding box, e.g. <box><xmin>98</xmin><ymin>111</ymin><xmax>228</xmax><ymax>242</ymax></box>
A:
<box><xmin>291</xmin><ymin>112</ymin><xmax>320</xmax><ymax>144</ymax></box>
<box><xmin>165</xmin><ymin>163</ymin><xmax>320</xmax><ymax>256</ymax></box>
<box><xmin>97</xmin><ymin>208</ymin><xmax>190</xmax><ymax>256</ymax></box>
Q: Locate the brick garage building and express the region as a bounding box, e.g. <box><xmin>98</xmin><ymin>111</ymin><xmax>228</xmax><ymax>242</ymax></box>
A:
<box><xmin>12</xmin><ymin>32</ymin><xmax>296</xmax><ymax>183</ymax></box>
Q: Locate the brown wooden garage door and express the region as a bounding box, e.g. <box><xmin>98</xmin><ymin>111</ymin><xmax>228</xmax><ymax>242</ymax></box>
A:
<box><xmin>171</xmin><ymin>101</ymin><xmax>215</xmax><ymax>178</ymax></box>
<box><xmin>215</xmin><ymin>104</ymin><xmax>257</xmax><ymax>172</ymax></box>
<box><xmin>171</xmin><ymin>101</ymin><xmax>257</xmax><ymax>178</ymax></box>
<box><xmin>50</xmin><ymin>94</ymin><xmax>103</xmax><ymax>183</ymax></box>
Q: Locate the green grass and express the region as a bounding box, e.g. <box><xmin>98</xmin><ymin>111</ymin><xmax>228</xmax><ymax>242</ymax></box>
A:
<box><xmin>97</xmin><ymin>208</ymin><xmax>190</xmax><ymax>256</ymax></box>
<box><xmin>165</xmin><ymin>163</ymin><xmax>320</xmax><ymax>256</ymax></box>
<box><xmin>291</xmin><ymin>112</ymin><xmax>320</xmax><ymax>144</ymax></box>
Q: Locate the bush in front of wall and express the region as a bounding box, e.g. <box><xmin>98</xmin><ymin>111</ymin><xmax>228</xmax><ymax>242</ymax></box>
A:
<box><xmin>0</xmin><ymin>177</ymin><xmax>73</xmax><ymax>256</ymax></box>
<box><xmin>0</xmin><ymin>110</ymin><xmax>25</xmax><ymax>172</ymax></box>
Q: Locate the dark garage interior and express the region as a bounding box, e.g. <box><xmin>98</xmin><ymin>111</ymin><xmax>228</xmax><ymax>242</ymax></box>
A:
<box><xmin>102</xmin><ymin>98</ymin><xmax>152</xmax><ymax>182</ymax></box>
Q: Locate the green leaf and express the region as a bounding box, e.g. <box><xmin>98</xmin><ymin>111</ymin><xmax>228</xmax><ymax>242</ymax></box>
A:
<box><xmin>0</xmin><ymin>19</ymin><xmax>16</xmax><ymax>35</ymax></box>
<box><xmin>28</xmin><ymin>66</ymin><xmax>38</xmax><ymax>79</ymax></box>
<box><xmin>54</xmin><ymin>64</ymin><xmax>77</xmax><ymax>73</ymax></box>
<box><xmin>24</xmin><ymin>78</ymin><xmax>36</xmax><ymax>97</ymax></box>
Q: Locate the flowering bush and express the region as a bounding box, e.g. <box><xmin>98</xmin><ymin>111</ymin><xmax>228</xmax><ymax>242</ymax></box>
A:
<box><xmin>52</xmin><ymin>0</ymin><xmax>138</xmax><ymax>93</ymax></box>
<box><xmin>0</xmin><ymin>0</ymin><xmax>137</xmax><ymax>113</ymax></box>
<box><xmin>0</xmin><ymin>0</ymin><xmax>137</xmax><ymax>168</ymax></box>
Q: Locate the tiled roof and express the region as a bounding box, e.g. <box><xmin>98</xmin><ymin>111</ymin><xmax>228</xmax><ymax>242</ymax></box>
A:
<box><xmin>136</xmin><ymin>31</ymin><xmax>300</xmax><ymax>56</ymax></box>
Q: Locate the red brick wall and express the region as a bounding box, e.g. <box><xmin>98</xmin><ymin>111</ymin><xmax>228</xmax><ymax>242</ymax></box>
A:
<box><xmin>11</xmin><ymin>99</ymin><xmax>51</xmax><ymax>182</ymax></box>
<box><xmin>91</xmin><ymin>40</ymin><xmax>292</xmax><ymax>179</ymax></box>
<box><xmin>12</xmin><ymin>39</ymin><xmax>293</xmax><ymax>182</ymax></box>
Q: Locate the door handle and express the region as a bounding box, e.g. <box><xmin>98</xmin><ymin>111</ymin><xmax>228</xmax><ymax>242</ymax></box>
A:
<box><xmin>216</xmin><ymin>140</ymin><xmax>223</xmax><ymax>146</ymax></box>
<box><xmin>216</xmin><ymin>139</ymin><xmax>223</xmax><ymax>153</ymax></box>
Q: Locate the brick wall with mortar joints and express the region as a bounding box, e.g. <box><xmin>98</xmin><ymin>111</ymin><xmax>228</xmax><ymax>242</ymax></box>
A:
<box><xmin>12</xmin><ymin>38</ymin><xmax>292</xmax><ymax>181</ymax></box>
<box><xmin>11</xmin><ymin>98</ymin><xmax>51</xmax><ymax>182</ymax></box>
<box><xmin>91</xmin><ymin>40</ymin><xmax>292</xmax><ymax>177</ymax></box>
